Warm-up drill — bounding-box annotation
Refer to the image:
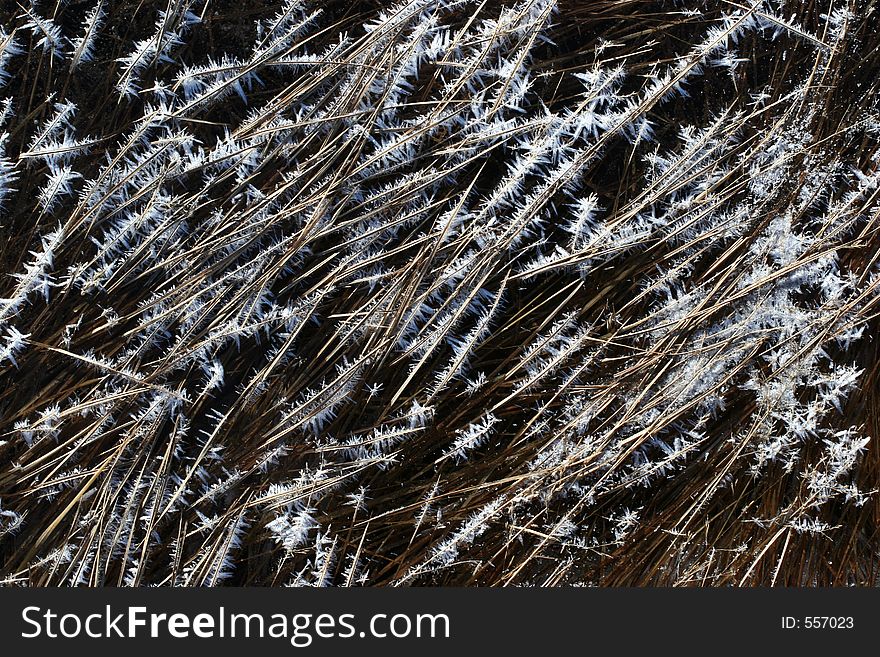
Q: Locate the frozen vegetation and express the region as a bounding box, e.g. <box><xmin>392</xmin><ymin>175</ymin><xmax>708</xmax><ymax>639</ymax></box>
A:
<box><xmin>0</xmin><ymin>0</ymin><xmax>878</xmax><ymax>585</ymax></box>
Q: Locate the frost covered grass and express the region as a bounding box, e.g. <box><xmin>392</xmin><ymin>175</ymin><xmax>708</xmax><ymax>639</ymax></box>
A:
<box><xmin>0</xmin><ymin>0</ymin><xmax>879</xmax><ymax>586</ymax></box>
